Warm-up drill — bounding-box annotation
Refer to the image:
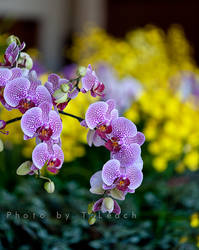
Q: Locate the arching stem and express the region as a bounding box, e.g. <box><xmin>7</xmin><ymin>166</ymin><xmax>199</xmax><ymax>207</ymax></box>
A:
<box><xmin>3</xmin><ymin>111</ymin><xmax>84</xmax><ymax>126</ymax></box>
<box><xmin>5</xmin><ymin>116</ymin><xmax>22</xmax><ymax>124</ymax></box>
<box><xmin>58</xmin><ymin>110</ymin><xmax>84</xmax><ymax>122</ymax></box>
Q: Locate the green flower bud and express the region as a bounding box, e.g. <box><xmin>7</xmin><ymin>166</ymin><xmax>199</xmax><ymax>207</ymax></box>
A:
<box><xmin>78</xmin><ymin>66</ymin><xmax>87</xmax><ymax>77</ymax></box>
<box><xmin>61</xmin><ymin>84</ymin><xmax>69</xmax><ymax>93</ymax></box>
<box><xmin>16</xmin><ymin>161</ymin><xmax>32</xmax><ymax>175</ymax></box>
<box><xmin>7</xmin><ymin>35</ymin><xmax>20</xmax><ymax>45</ymax></box>
<box><xmin>110</xmin><ymin>188</ymin><xmax>124</xmax><ymax>200</ymax></box>
<box><xmin>53</xmin><ymin>89</ymin><xmax>68</xmax><ymax>104</ymax></box>
<box><xmin>88</xmin><ymin>202</ymin><xmax>94</xmax><ymax>215</ymax></box>
<box><xmin>104</xmin><ymin>197</ymin><xmax>114</xmax><ymax>210</ymax></box>
<box><xmin>44</xmin><ymin>181</ymin><xmax>55</xmax><ymax>193</ymax></box>
<box><xmin>0</xmin><ymin>139</ymin><xmax>4</xmax><ymax>152</ymax></box>
<box><xmin>88</xmin><ymin>215</ymin><xmax>96</xmax><ymax>225</ymax></box>
<box><xmin>18</xmin><ymin>52</ymin><xmax>33</xmax><ymax>70</ymax></box>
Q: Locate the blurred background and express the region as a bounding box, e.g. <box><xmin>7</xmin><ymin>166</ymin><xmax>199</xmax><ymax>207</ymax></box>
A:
<box><xmin>0</xmin><ymin>0</ymin><xmax>199</xmax><ymax>249</ymax></box>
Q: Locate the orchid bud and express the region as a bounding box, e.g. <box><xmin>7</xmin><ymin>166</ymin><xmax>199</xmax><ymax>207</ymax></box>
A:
<box><xmin>44</xmin><ymin>181</ymin><xmax>55</xmax><ymax>193</ymax></box>
<box><xmin>60</xmin><ymin>84</ymin><xmax>69</xmax><ymax>93</ymax></box>
<box><xmin>53</xmin><ymin>89</ymin><xmax>68</xmax><ymax>104</ymax></box>
<box><xmin>88</xmin><ymin>202</ymin><xmax>94</xmax><ymax>215</ymax></box>
<box><xmin>7</xmin><ymin>35</ymin><xmax>20</xmax><ymax>46</ymax></box>
<box><xmin>0</xmin><ymin>139</ymin><xmax>4</xmax><ymax>152</ymax></box>
<box><xmin>78</xmin><ymin>66</ymin><xmax>87</xmax><ymax>77</ymax></box>
<box><xmin>88</xmin><ymin>214</ymin><xmax>96</xmax><ymax>225</ymax></box>
<box><xmin>18</xmin><ymin>52</ymin><xmax>33</xmax><ymax>70</ymax></box>
<box><xmin>104</xmin><ymin>197</ymin><xmax>114</xmax><ymax>211</ymax></box>
<box><xmin>16</xmin><ymin>161</ymin><xmax>32</xmax><ymax>175</ymax></box>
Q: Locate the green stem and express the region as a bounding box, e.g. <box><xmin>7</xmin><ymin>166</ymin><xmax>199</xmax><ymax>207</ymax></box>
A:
<box><xmin>5</xmin><ymin>116</ymin><xmax>22</xmax><ymax>125</ymax></box>
<box><xmin>3</xmin><ymin>110</ymin><xmax>83</xmax><ymax>126</ymax></box>
<box><xmin>37</xmin><ymin>169</ymin><xmax>52</xmax><ymax>182</ymax></box>
<box><xmin>58</xmin><ymin>110</ymin><xmax>84</xmax><ymax>122</ymax></box>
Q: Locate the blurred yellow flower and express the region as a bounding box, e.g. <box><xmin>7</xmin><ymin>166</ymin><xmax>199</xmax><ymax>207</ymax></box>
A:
<box><xmin>190</xmin><ymin>213</ymin><xmax>199</xmax><ymax>228</ymax></box>
<box><xmin>70</xmin><ymin>25</ymin><xmax>199</xmax><ymax>172</ymax></box>
<box><xmin>179</xmin><ymin>236</ymin><xmax>188</xmax><ymax>244</ymax></box>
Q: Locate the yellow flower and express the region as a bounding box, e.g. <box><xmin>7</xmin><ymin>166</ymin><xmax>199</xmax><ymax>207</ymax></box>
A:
<box><xmin>70</xmin><ymin>25</ymin><xmax>199</xmax><ymax>172</ymax></box>
<box><xmin>179</xmin><ymin>236</ymin><xmax>188</xmax><ymax>244</ymax></box>
<box><xmin>153</xmin><ymin>157</ymin><xmax>167</xmax><ymax>172</ymax></box>
<box><xmin>190</xmin><ymin>213</ymin><xmax>199</xmax><ymax>228</ymax></box>
<box><xmin>197</xmin><ymin>235</ymin><xmax>199</xmax><ymax>248</ymax></box>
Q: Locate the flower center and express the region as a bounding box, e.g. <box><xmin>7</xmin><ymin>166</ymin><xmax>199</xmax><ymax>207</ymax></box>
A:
<box><xmin>105</xmin><ymin>137</ymin><xmax>121</xmax><ymax>152</ymax></box>
<box><xmin>96</xmin><ymin>123</ymin><xmax>112</xmax><ymax>139</ymax></box>
<box><xmin>37</xmin><ymin>125</ymin><xmax>53</xmax><ymax>141</ymax></box>
<box><xmin>18</xmin><ymin>98</ymin><xmax>35</xmax><ymax>113</ymax></box>
<box><xmin>0</xmin><ymin>87</ymin><xmax>5</xmax><ymax>104</ymax></box>
<box><xmin>0</xmin><ymin>87</ymin><xmax>3</xmax><ymax>97</ymax></box>
<box><xmin>93</xmin><ymin>82</ymin><xmax>105</xmax><ymax>96</ymax></box>
<box><xmin>116</xmin><ymin>177</ymin><xmax>130</xmax><ymax>191</ymax></box>
<box><xmin>47</xmin><ymin>158</ymin><xmax>61</xmax><ymax>173</ymax></box>
<box><xmin>99</xmin><ymin>125</ymin><xmax>106</xmax><ymax>132</ymax></box>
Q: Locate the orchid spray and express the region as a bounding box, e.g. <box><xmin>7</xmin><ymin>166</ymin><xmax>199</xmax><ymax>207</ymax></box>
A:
<box><xmin>0</xmin><ymin>36</ymin><xmax>145</xmax><ymax>224</ymax></box>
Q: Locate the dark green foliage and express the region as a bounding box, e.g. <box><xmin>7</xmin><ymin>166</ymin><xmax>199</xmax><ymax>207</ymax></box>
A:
<box><xmin>0</xmin><ymin>145</ymin><xmax>199</xmax><ymax>250</ymax></box>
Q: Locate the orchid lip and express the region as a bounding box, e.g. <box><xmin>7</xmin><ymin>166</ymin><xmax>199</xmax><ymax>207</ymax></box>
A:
<box><xmin>47</xmin><ymin>157</ymin><xmax>61</xmax><ymax>173</ymax></box>
<box><xmin>105</xmin><ymin>137</ymin><xmax>121</xmax><ymax>152</ymax></box>
<box><xmin>36</xmin><ymin>125</ymin><xmax>53</xmax><ymax>141</ymax></box>
<box><xmin>115</xmin><ymin>176</ymin><xmax>130</xmax><ymax>191</ymax></box>
<box><xmin>18</xmin><ymin>98</ymin><xmax>35</xmax><ymax>114</ymax></box>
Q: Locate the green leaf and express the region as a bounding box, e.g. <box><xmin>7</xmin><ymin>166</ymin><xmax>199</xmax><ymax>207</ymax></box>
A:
<box><xmin>16</xmin><ymin>161</ymin><xmax>32</xmax><ymax>175</ymax></box>
<box><xmin>44</xmin><ymin>181</ymin><xmax>55</xmax><ymax>193</ymax></box>
<box><xmin>0</xmin><ymin>139</ymin><xmax>3</xmax><ymax>152</ymax></box>
<box><xmin>88</xmin><ymin>202</ymin><xmax>94</xmax><ymax>215</ymax></box>
<box><xmin>88</xmin><ymin>214</ymin><xmax>96</xmax><ymax>225</ymax></box>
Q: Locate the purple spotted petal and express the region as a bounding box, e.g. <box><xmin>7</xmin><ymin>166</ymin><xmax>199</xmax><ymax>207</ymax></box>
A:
<box><xmin>85</xmin><ymin>101</ymin><xmax>108</xmax><ymax>129</ymax></box>
<box><xmin>5</xmin><ymin>42</ymin><xmax>19</xmax><ymax>64</ymax></box>
<box><xmin>90</xmin><ymin>171</ymin><xmax>104</xmax><ymax>194</ymax></box>
<box><xmin>112</xmin><ymin>143</ymin><xmax>141</xmax><ymax>167</ymax></box>
<box><xmin>126</xmin><ymin>132</ymin><xmax>145</xmax><ymax>146</ymax></box>
<box><xmin>81</xmin><ymin>65</ymin><xmax>96</xmax><ymax>91</ymax></box>
<box><xmin>106</xmin><ymin>99</ymin><xmax>116</xmax><ymax>113</ymax></box>
<box><xmin>52</xmin><ymin>144</ymin><xmax>64</xmax><ymax>169</ymax></box>
<box><xmin>4</xmin><ymin>77</ymin><xmax>30</xmax><ymax>107</ymax></box>
<box><xmin>48</xmin><ymin>73</ymin><xmax>60</xmax><ymax>90</ymax></box>
<box><xmin>49</xmin><ymin>110</ymin><xmax>62</xmax><ymax>139</ymax></box>
<box><xmin>21</xmin><ymin>107</ymin><xmax>42</xmax><ymax>137</ymax></box>
<box><xmin>44</xmin><ymin>81</ymin><xmax>54</xmax><ymax>95</ymax></box>
<box><xmin>93</xmin><ymin>131</ymin><xmax>105</xmax><ymax>147</ymax></box>
<box><xmin>133</xmin><ymin>156</ymin><xmax>143</xmax><ymax>170</ymax></box>
<box><xmin>87</xmin><ymin>129</ymin><xmax>95</xmax><ymax>147</ymax></box>
<box><xmin>113</xmin><ymin>200</ymin><xmax>121</xmax><ymax>214</ymax></box>
<box><xmin>110</xmin><ymin>109</ymin><xmax>118</xmax><ymax>121</ymax></box>
<box><xmin>28</xmin><ymin>71</ymin><xmax>41</xmax><ymax>94</ymax></box>
<box><xmin>111</xmin><ymin>117</ymin><xmax>137</xmax><ymax>139</ymax></box>
<box><xmin>39</xmin><ymin>102</ymin><xmax>52</xmax><ymax>122</ymax></box>
<box><xmin>0</xmin><ymin>68</ymin><xmax>12</xmax><ymax>86</ymax></box>
<box><xmin>93</xmin><ymin>198</ymin><xmax>103</xmax><ymax>212</ymax></box>
<box><xmin>35</xmin><ymin>85</ymin><xmax>52</xmax><ymax>105</ymax></box>
<box><xmin>32</xmin><ymin>142</ymin><xmax>49</xmax><ymax>169</ymax></box>
<box><xmin>126</xmin><ymin>165</ymin><xmax>143</xmax><ymax>190</ymax></box>
<box><xmin>10</xmin><ymin>68</ymin><xmax>23</xmax><ymax>80</ymax></box>
<box><xmin>102</xmin><ymin>159</ymin><xmax>120</xmax><ymax>186</ymax></box>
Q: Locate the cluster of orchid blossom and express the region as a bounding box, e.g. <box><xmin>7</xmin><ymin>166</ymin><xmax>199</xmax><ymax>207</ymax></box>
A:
<box><xmin>0</xmin><ymin>36</ymin><xmax>145</xmax><ymax>224</ymax></box>
<box><xmin>81</xmin><ymin>99</ymin><xmax>145</xmax><ymax>224</ymax></box>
